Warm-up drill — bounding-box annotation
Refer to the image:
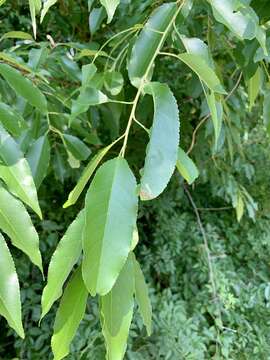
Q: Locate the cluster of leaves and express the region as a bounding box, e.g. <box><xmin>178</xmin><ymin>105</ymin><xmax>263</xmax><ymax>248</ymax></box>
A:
<box><xmin>0</xmin><ymin>0</ymin><xmax>270</xmax><ymax>359</ymax></box>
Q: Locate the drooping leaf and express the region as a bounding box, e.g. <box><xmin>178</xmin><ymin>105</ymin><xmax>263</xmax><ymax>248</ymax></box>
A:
<box><xmin>51</xmin><ymin>267</ymin><xmax>88</xmax><ymax>360</ymax></box>
<box><xmin>205</xmin><ymin>91</ymin><xmax>223</xmax><ymax>148</ymax></box>
<box><xmin>0</xmin><ymin>125</ymin><xmax>42</xmax><ymax>218</ymax></box>
<box><xmin>89</xmin><ymin>7</ymin><xmax>106</xmax><ymax>35</ymax></box>
<box><xmin>100</xmin><ymin>0</ymin><xmax>120</xmax><ymax>23</ymax></box>
<box><xmin>176</xmin><ymin>148</ymin><xmax>199</xmax><ymax>185</ymax></box>
<box><xmin>41</xmin><ymin>210</ymin><xmax>84</xmax><ymax>319</ymax></box>
<box><xmin>0</xmin><ymin>63</ymin><xmax>47</xmax><ymax>112</ymax></box>
<box><xmin>0</xmin><ymin>102</ymin><xmax>27</xmax><ymax>137</ymax></box>
<box><xmin>26</xmin><ymin>135</ymin><xmax>50</xmax><ymax>189</ymax></box>
<box><xmin>128</xmin><ymin>3</ymin><xmax>177</xmax><ymax>88</ymax></box>
<box><xmin>29</xmin><ymin>0</ymin><xmax>41</xmax><ymax>38</ymax></box>
<box><xmin>248</xmin><ymin>66</ymin><xmax>261</xmax><ymax>111</ymax></box>
<box><xmin>236</xmin><ymin>192</ymin><xmax>244</xmax><ymax>222</ymax></box>
<box><xmin>102</xmin><ymin>307</ymin><xmax>133</xmax><ymax>360</ymax></box>
<box><xmin>40</xmin><ymin>0</ymin><xmax>58</xmax><ymax>22</ymax></box>
<box><xmin>132</xmin><ymin>254</ymin><xmax>152</xmax><ymax>336</ymax></box>
<box><xmin>101</xmin><ymin>255</ymin><xmax>134</xmax><ymax>336</ymax></box>
<box><xmin>0</xmin><ymin>233</ymin><xmax>24</xmax><ymax>339</ymax></box>
<box><xmin>263</xmin><ymin>87</ymin><xmax>270</xmax><ymax>134</ymax></box>
<box><xmin>62</xmin><ymin>134</ymin><xmax>91</xmax><ymax>161</ymax></box>
<box><xmin>63</xmin><ymin>138</ymin><xmax>122</xmax><ymax>208</ymax></box>
<box><xmin>177</xmin><ymin>53</ymin><xmax>226</xmax><ymax>94</ymax></box>
<box><xmin>82</xmin><ymin>157</ymin><xmax>138</xmax><ymax>296</ymax></box>
<box><xmin>0</xmin><ymin>186</ymin><xmax>42</xmax><ymax>272</ymax></box>
<box><xmin>140</xmin><ymin>82</ymin><xmax>179</xmax><ymax>200</ymax></box>
<box><xmin>0</xmin><ymin>31</ymin><xmax>33</xmax><ymax>41</ymax></box>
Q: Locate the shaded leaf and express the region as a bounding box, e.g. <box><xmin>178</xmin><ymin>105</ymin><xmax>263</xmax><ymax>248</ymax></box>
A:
<box><xmin>89</xmin><ymin>7</ymin><xmax>106</xmax><ymax>35</ymax></box>
<box><xmin>248</xmin><ymin>66</ymin><xmax>261</xmax><ymax>111</ymax></box>
<box><xmin>0</xmin><ymin>63</ymin><xmax>47</xmax><ymax>112</ymax></box>
<box><xmin>62</xmin><ymin>134</ymin><xmax>91</xmax><ymax>161</ymax></box>
<box><xmin>104</xmin><ymin>71</ymin><xmax>124</xmax><ymax>96</ymax></box>
<box><xmin>82</xmin><ymin>157</ymin><xmax>138</xmax><ymax>296</ymax></box>
<box><xmin>0</xmin><ymin>102</ymin><xmax>27</xmax><ymax>137</ymax></box>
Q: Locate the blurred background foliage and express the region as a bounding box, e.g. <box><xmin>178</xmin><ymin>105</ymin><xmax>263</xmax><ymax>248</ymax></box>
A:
<box><xmin>0</xmin><ymin>0</ymin><xmax>270</xmax><ymax>358</ymax></box>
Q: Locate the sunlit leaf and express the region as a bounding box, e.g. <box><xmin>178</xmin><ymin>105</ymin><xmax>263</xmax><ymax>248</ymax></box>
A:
<box><xmin>176</xmin><ymin>148</ymin><xmax>199</xmax><ymax>185</ymax></box>
<box><xmin>100</xmin><ymin>0</ymin><xmax>120</xmax><ymax>23</ymax></box>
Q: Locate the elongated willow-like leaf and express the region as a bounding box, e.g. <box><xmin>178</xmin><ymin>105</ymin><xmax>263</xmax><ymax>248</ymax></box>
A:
<box><xmin>0</xmin><ymin>233</ymin><xmax>24</xmax><ymax>339</ymax></box>
<box><xmin>101</xmin><ymin>255</ymin><xmax>134</xmax><ymax>336</ymax></box>
<box><xmin>0</xmin><ymin>186</ymin><xmax>42</xmax><ymax>272</ymax></box>
<box><xmin>248</xmin><ymin>67</ymin><xmax>261</xmax><ymax>112</ymax></box>
<box><xmin>263</xmin><ymin>88</ymin><xmax>270</xmax><ymax>134</ymax></box>
<box><xmin>176</xmin><ymin>148</ymin><xmax>199</xmax><ymax>185</ymax></box>
<box><xmin>102</xmin><ymin>308</ymin><xmax>133</xmax><ymax>360</ymax></box>
<box><xmin>132</xmin><ymin>254</ymin><xmax>152</xmax><ymax>336</ymax></box>
<box><xmin>40</xmin><ymin>0</ymin><xmax>58</xmax><ymax>22</ymax></box>
<box><xmin>100</xmin><ymin>0</ymin><xmax>120</xmax><ymax>23</ymax></box>
<box><xmin>0</xmin><ymin>102</ymin><xmax>27</xmax><ymax>137</ymax></box>
<box><xmin>0</xmin><ymin>63</ymin><xmax>47</xmax><ymax>112</ymax></box>
<box><xmin>41</xmin><ymin>210</ymin><xmax>84</xmax><ymax>320</ymax></box>
<box><xmin>27</xmin><ymin>135</ymin><xmax>50</xmax><ymax>189</ymax></box>
<box><xmin>178</xmin><ymin>53</ymin><xmax>226</xmax><ymax>94</ymax></box>
<box><xmin>128</xmin><ymin>2</ymin><xmax>177</xmax><ymax>87</ymax></box>
<box><xmin>82</xmin><ymin>157</ymin><xmax>138</xmax><ymax>296</ymax></box>
<box><xmin>140</xmin><ymin>82</ymin><xmax>179</xmax><ymax>200</ymax></box>
<box><xmin>208</xmin><ymin>0</ymin><xmax>267</xmax><ymax>55</ymax></box>
<box><xmin>0</xmin><ymin>125</ymin><xmax>42</xmax><ymax>218</ymax></box>
<box><xmin>51</xmin><ymin>267</ymin><xmax>88</xmax><ymax>360</ymax></box>
<box><xmin>180</xmin><ymin>36</ymin><xmax>224</xmax><ymax>145</ymax></box>
<box><xmin>63</xmin><ymin>138</ymin><xmax>123</xmax><ymax>208</ymax></box>
<box><xmin>205</xmin><ymin>91</ymin><xmax>223</xmax><ymax>149</ymax></box>
<box><xmin>0</xmin><ymin>31</ymin><xmax>33</xmax><ymax>41</ymax></box>
<box><xmin>29</xmin><ymin>0</ymin><xmax>41</xmax><ymax>38</ymax></box>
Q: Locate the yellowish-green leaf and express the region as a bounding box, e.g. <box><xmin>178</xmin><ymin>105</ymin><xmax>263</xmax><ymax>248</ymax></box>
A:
<box><xmin>82</xmin><ymin>157</ymin><xmax>138</xmax><ymax>296</ymax></box>
<box><xmin>140</xmin><ymin>82</ymin><xmax>179</xmax><ymax>200</ymax></box>
<box><xmin>0</xmin><ymin>186</ymin><xmax>42</xmax><ymax>272</ymax></box>
<box><xmin>51</xmin><ymin>267</ymin><xmax>88</xmax><ymax>360</ymax></box>
<box><xmin>248</xmin><ymin>67</ymin><xmax>261</xmax><ymax>112</ymax></box>
<box><xmin>41</xmin><ymin>210</ymin><xmax>84</xmax><ymax>320</ymax></box>
<box><xmin>176</xmin><ymin>148</ymin><xmax>199</xmax><ymax>185</ymax></box>
<box><xmin>0</xmin><ymin>125</ymin><xmax>42</xmax><ymax>218</ymax></box>
<box><xmin>0</xmin><ymin>233</ymin><xmax>24</xmax><ymax>339</ymax></box>
<box><xmin>29</xmin><ymin>0</ymin><xmax>41</xmax><ymax>39</ymax></box>
<box><xmin>100</xmin><ymin>0</ymin><xmax>120</xmax><ymax>23</ymax></box>
<box><xmin>205</xmin><ymin>91</ymin><xmax>223</xmax><ymax>148</ymax></box>
<box><xmin>236</xmin><ymin>193</ymin><xmax>244</xmax><ymax>222</ymax></box>
<box><xmin>0</xmin><ymin>31</ymin><xmax>33</xmax><ymax>41</ymax></box>
<box><xmin>40</xmin><ymin>0</ymin><xmax>58</xmax><ymax>23</ymax></box>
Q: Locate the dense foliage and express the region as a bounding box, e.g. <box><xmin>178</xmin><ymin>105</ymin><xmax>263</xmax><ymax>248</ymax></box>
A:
<box><xmin>0</xmin><ymin>0</ymin><xmax>270</xmax><ymax>359</ymax></box>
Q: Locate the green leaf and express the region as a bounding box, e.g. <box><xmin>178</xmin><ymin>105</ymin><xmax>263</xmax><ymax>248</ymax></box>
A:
<box><xmin>40</xmin><ymin>0</ymin><xmax>58</xmax><ymax>23</ymax></box>
<box><xmin>0</xmin><ymin>233</ymin><xmax>24</xmax><ymax>339</ymax></box>
<box><xmin>0</xmin><ymin>63</ymin><xmax>47</xmax><ymax>113</ymax></box>
<box><xmin>51</xmin><ymin>267</ymin><xmax>88</xmax><ymax>360</ymax></box>
<box><xmin>100</xmin><ymin>0</ymin><xmax>120</xmax><ymax>23</ymax></box>
<box><xmin>81</xmin><ymin>63</ymin><xmax>97</xmax><ymax>89</ymax></box>
<box><xmin>128</xmin><ymin>3</ymin><xmax>177</xmax><ymax>87</ymax></box>
<box><xmin>0</xmin><ymin>0</ymin><xmax>6</xmax><ymax>6</ymax></box>
<box><xmin>89</xmin><ymin>7</ymin><xmax>106</xmax><ymax>35</ymax></box>
<box><xmin>181</xmin><ymin>36</ymin><xmax>213</xmax><ymax>68</ymax></box>
<box><xmin>0</xmin><ymin>31</ymin><xmax>33</xmax><ymax>41</ymax></box>
<box><xmin>71</xmin><ymin>87</ymin><xmax>108</xmax><ymax>121</ymax></box>
<box><xmin>0</xmin><ymin>125</ymin><xmax>42</xmax><ymax>218</ymax></box>
<box><xmin>132</xmin><ymin>254</ymin><xmax>152</xmax><ymax>336</ymax></box>
<box><xmin>140</xmin><ymin>82</ymin><xmax>179</xmax><ymax>200</ymax></box>
<box><xmin>63</xmin><ymin>138</ymin><xmax>122</xmax><ymax>208</ymax></box>
<box><xmin>176</xmin><ymin>148</ymin><xmax>199</xmax><ymax>185</ymax></box>
<box><xmin>236</xmin><ymin>192</ymin><xmax>244</xmax><ymax>222</ymax></box>
<box><xmin>41</xmin><ymin>211</ymin><xmax>84</xmax><ymax>319</ymax></box>
<box><xmin>101</xmin><ymin>255</ymin><xmax>134</xmax><ymax>336</ymax></box>
<box><xmin>205</xmin><ymin>91</ymin><xmax>223</xmax><ymax>148</ymax></box>
<box><xmin>248</xmin><ymin>66</ymin><xmax>261</xmax><ymax>111</ymax></box>
<box><xmin>0</xmin><ymin>102</ymin><xmax>27</xmax><ymax>137</ymax></box>
<box><xmin>104</xmin><ymin>71</ymin><xmax>124</xmax><ymax>96</ymax></box>
<box><xmin>29</xmin><ymin>0</ymin><xmax>41</xmax><ymax>38</ymax></box>
<box><xmin>177</xmin><ymin>53</ymin><xmax>226</xmax><ymax>94</ymax></box>
<box><xmin>82</xmin><ymin>157</ymin><xmax>138</xmax><ymax>296</ymax></box>
<box><xmin>131</xmin><ymin>226</ymin><xmax>139</xmax><ymax>251</ymax></box>
<box><xmin>102</xmin><ymin>308</ymin><xmax>133</xmax><ymax>360</ymax></box>
<box><xmin>62</xmin><ymin>134</ymin><xmax>91</xmax><ymax>161</ymax></box>
<box><xmin>0</xmin><ymin>186</ymin><xmax>42</xmax><ymax>272</ymax></box>
<box><xmin>263</xmin><ymin>87</ymin><xmax>270</xmax><ymax>134</ymax></box>
<box><xmin>27</xmin><ymin>135</ymin><xmax>50</xmax><ymax>189</ymax></box>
